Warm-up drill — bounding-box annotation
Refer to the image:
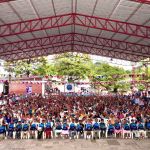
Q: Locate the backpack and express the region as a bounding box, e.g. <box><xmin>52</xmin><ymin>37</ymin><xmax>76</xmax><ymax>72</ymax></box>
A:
<box><xmin>30</xmin><ymin>124</ymin><xmax>36</xmax><ymax>130</ymax></box>
<box><xmin>130</xmin><ymin>123</ymin><xmax>137</xmax><ymax>130</ymax></box>
<box><xmin>93</xmin><ymin>123</ymin><xmax>100</xmax><ymax>130</ymax></box>
<box><xmin>23</xmin><ymin>124</ymin><xmax>29</xmax><ymax>131</ymax></box>
<box><xmin>16</xmin><ymin>124</ymin><xmax>22</xmax><ymax>131</ymax></box>
<box><xmin>124</xmin><ymin>124</ymin><xmax>130</xmax><ymax>130</ymax></box>
<box><xmin>138</xmin><ymin>124</ymin><xmax>144</xmax><ymax>130</ymax></box>
<box><xmin>77</xmin><ymin>124</ymin><xmax>83</xmax><ymax>131</ymax></box>
<box><xmin>100</xmin><ymin>123</ymin><xmax>106</xmax><ymax>129</ymax></box>
<box><xmin>70</xmin><ymin>123</ymin><xmax>76</xmax><ymax>130</ymax></box>
<box><xmin>0</xmin><ymin>126</ymin><xmax>5</xmax><ymax>134</ymax></box>
<box><xmin>86</xmin><ymin>123</ymin><xmax>92</xmax><ymax>131</ymax></box>
<box><xmin>146</xmin><ymin>122</ymin><xmax>150</xmax><ymax>129</ymax></box>
<box><xmin>8</xmin><ymin>124</ymin><xmax>14</xmax><ymax>131</ymax></box>
<box><xmin>108</xmin><ymin>124</ymin><xmax>114</xmax><ymax>132</ymax></box>
<box><xmin>56</xmin><ymin>125</ymin><xmax>62</xmax><ymax>130</ymax></box>
<box><xmin>62</xmin><ymin>124</ymin><xmax>68</xmax><ymax>130</ymax></box>
<box><xmin>46</xmin><ymin>123</ymin><xmax>51</xmax><ymax>129</ymax></box>
<box><xmin>115</xmin><ymin>123</ymin><xmax>121</xmax><ymax>130</ymax></box>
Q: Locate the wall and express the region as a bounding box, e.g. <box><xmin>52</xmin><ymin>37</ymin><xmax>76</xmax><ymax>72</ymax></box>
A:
<box><xmin>9</xmin><ymin>82</ymin><xmax>42</xmax><ymax>94</ymax></box>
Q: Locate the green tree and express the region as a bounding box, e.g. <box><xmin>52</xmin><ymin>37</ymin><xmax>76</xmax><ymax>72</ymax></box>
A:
<box><xmin>4</xmin><ymin>57</ymin><xmax>53</xmax><ymax>77</ymax></box>
<box><xmin>92</xmin><ymin>62</ymin><xmax>129</xmax><ymax>92</ymax></box>
<box><xmin>54</xmin><ymin>52</ymin><xmax>93</xmax><ymax>82</ymax></box>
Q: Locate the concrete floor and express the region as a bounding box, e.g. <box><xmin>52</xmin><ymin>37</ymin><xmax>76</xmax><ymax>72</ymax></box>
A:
<box><xmin>0</xmin><ymin>139</ymin><xmax>149</xmax><ymax>150</ymax></box>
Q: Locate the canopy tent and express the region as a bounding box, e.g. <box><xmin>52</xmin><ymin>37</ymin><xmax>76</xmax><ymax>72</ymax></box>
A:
<box><xmin>0</xmin><ymin>0</ymin><xmax>150</xmax><ymax>61</ymax></box>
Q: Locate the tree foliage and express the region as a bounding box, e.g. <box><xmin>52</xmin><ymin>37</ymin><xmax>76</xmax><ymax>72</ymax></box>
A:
<box><xmin>4</xmin><ymin>52</ymin><xmax>145</xmax><ymax>92</ymax></box>
<box><xmin>92</xmin><ymin>62</ymin><xmax>129</xmax><ymax>92</ymax></box>
<box><xmin>4</xmin><ymin>57</ymin><xmax>54</xmax><ymax>77</ymax></box>
<box><xmin>54</xmin><ymin>53</ymin><xmax>93</xmax><ymax>81</ymax></box>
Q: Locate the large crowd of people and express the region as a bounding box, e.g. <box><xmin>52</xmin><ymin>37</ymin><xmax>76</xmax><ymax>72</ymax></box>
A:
<box><xmin>0</xmin><ymin>92</ymin><xmax>150</xmax><ymax>140</ymax></box>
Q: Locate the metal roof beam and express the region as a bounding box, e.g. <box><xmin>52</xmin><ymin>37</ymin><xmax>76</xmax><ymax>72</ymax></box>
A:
<box><xmin>0</xmin><ymin>13</ymin><xmax>150</xmax><ymax>39</ymax></box>
<box><xmin>0</xmin><ymin>43</ymin><xmax>144</xmax><ymax>62</ymax></box>
<box><xmin>0</xmin><ymin>40</ymin><xmax>147</xmax><ymax>62</ymax></box>
<box><xmin>75</xmin><ymin>13</ymin><xmax>150</xmax><ymax>39</ymax></box>
<box><xmin>73</xmin><ymin>44</ymin><xmax>144</xmax><ymax>62</ymax></box>
<box><xmin>130</xmin><ymin>0</ymin><xmax>150</xmax><ymax>4</ymax></box>
<box><xmin>0</xmin><ymin>13</ymin><xmax>73</xmax><ymax>37</ymax></box>
<box><xmin>1</xmin><ymin>33</ymin><xmax>149</xmax><ymax>56</ymax></box>
<box><xmin>0</xmin><ymin>43</ymin><xmax>71</xmax><ymax>61</ymax></box>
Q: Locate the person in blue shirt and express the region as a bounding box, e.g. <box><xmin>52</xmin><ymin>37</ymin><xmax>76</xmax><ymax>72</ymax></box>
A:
<box><xmin>107</xmin><ymin>121</ymin><xmax>115</xmax><ymax>138</ymax></box>
<box><xmin>21</xmin><ymin>121</ymin><xmax>29</xmax><ymax>139</ymax></box>
<box><xmin>84</xmin><ymin>119</ymin><xmax>92</xmax><ymax>139</ymax></box>
<box><xmin>55</xmin><ymin>121</ymin><xmax>62</xmax><ymax>138</ymax></box>
<box><xmin>69</xmin><ymin>119</ymin><xmax>77</xmax><ymax>139</ymax></box>
<box><xmin>100</xmin><ymin>119</ymin><xmax>106</xmax><ymax>138</ymax></box>
<box><xmin>0</xmin><ymin>122</ymin><xmax>6</xmax><ymax>139</ymax></box>
<box><xmin>92</xmin><ymin>118</ymin><xmax>100</xmax><ymax>139</ymax></box>
<box><xmin>30</xmin><ymin>120</ymin><xmax>37</xmax><ymax>139</ymax></box>
<box><xmin>76</xmin><ymin>120</ymin><xmax>84</xmax><ymax>139</ymax></box>
<box><xmin>15</xmin><ymin>121</ymin><xmax>22</xmax><ymax>139</ymax></box>
<box><xmin>13</xmin><ymin>117</ymin><xmax>18</xmax><ymax>124</ymax></box>
<box><xmin>44</xmin><ymin>120</ymin><xmax>53</xmax><ymax>139</ymax></box>
<box><xmin>5</xmin><ymin>115</ymin><xmax>11</xmax><ymax>124</ymax></box>
<box><xmin>114</xmin><ymin>121</ymin><xmax>122</xmax><ymax>138</ymax></box>
<box><xmin>7</xmin><ymin>120</ymin><xmax>15</xmax><ymax>139</ymax></box>
<box><xmin>61</xmin><ymin>121</ymin><xmax>69</xmax><ymax>139</ymax></box>
<box><xmin>37</xmin><ymin>120</ymin><xmax>45</xmax><ymax>139</ymax></box>
<box><xmin>130</xmin><ymin>120</ymin><xmax>139</xmax><ymax>139</ymax></box>
<box><xmin>138</xmin><ymin>121</ymin><xmax>146</xmax><ymax>139</ymax></box>
<box><xmin>145</xmin><ymin>119</ymin><xmax>150</xmax><ymax>130</ymax></box>
<box><xmin>122</xmin><ymin>121</ymin><xmax>131</xmax><ymax>139</ymax></box>
<box><xmin>145</xmin><ymin>119</ymin><xmax>150</xmax><ymax>138</ymax></box>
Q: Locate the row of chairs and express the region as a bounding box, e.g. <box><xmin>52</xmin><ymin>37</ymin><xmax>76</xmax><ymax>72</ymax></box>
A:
<box><xmin>1</xmin><ymin>128</ymin><xmax>150</xmax><ymax>140</ymax></box>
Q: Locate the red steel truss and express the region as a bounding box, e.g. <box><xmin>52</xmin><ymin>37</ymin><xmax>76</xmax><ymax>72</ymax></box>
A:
<box><xmin>0</xmin><ymin>13</ymin><xmax>150</xmax><ymax>39</ymax></box>
<box><xmin>0</xmin><ymin>0</ymin><xmax>15</xmax><ymax>3</ymax></box>
<box><xmin>0</xmin><ymin>42</ymin><xmax>144</xmax><ymax>62</ymax></box>
<box><xmin>73</xmin><ymin>44</ymin><xmax>144</xmax><ymax>61</ymax></box>
<box><xmin>0</xmin><ymin>33</ymin><xmax>73</xmax><ymax>54</ymax></box>
<box><xmin>130</xmin><ymin>0</ymin><xmax>150</xmax><ymax>4</ymax></box>
<box><xmin>0</xmin><ymin>33</ymin><xmax>149</xmax><ymax>57</ymax></box>
<box><xmin>0</xmin><ymin>35</ymin><xmax>146</xmax><ymax>62</ymax></box>
<box><xmin>0</xmin><ymin>44</ymin><xmax>72</xmax><ymax>61</ymax></box>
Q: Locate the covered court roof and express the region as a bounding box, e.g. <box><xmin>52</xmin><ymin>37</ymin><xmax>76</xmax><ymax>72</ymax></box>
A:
<box><xmin>0</xmin><ymin>0</ymin><xmax>150</xmax><ymax>61</ymax></box>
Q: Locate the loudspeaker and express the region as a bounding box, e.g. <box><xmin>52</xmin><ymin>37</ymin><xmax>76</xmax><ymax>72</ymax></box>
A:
<box><xmin>3</xmin><ymin>80</ymin><xmax>9</xmax><ymax>95</ymax></box>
